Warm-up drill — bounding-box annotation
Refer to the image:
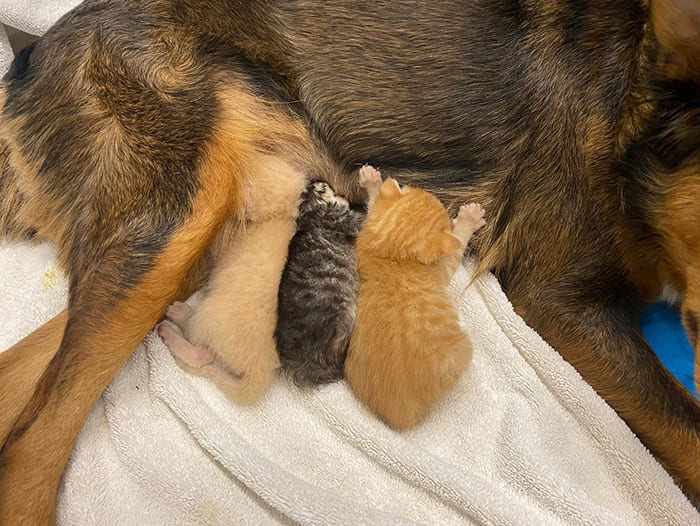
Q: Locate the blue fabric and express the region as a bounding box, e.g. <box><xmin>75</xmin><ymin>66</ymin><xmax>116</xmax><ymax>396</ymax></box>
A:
<box><xmin>641</xmin><ymin>302</ymin><xmax>697</xmax><ymax>398</ymax></box>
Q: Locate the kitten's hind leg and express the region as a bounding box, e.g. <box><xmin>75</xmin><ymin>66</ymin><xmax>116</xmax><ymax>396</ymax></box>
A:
<box><xmin>165</xmin><ymin>301</ymin><xmax>195</xmax><ymax>333</ymax></box>
<box><xmin>158</xmin><ymin>324</ymin><xmax>246</xmax><ymax>399</ymax></box>
<box><xmin>181</xmin><ymin>218</ymin><xmax>291</xmax><ymax>404</ymax></box>
<box><xmin>158</xmin><ymin>324</ymin><xmax>214</xmax><ymax>371</ymax></box>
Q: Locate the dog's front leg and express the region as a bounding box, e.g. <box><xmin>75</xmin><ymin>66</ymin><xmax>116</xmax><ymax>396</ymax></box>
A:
<box><xmin>512</xmin><ymin>276</ymin><xmax>700</xmax><ymax>504</ymax></box>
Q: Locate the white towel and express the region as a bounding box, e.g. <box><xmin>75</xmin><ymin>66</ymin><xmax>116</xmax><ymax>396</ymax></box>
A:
<box><xmin>0</xmin><ymin>27</ymin><xmax>11</xmax><ymax>76</ymax></box>
<box><xmin>1</xmin><ymin>1</ymin><xmax>80</xmax><ymax>73</ymax></box>
<box><xmin>1</xmin><ymin>0</ymin><xmax>78</xmax><ymax>38</ymax></box>
<box><xmin>0</xmin><ymin>241</ymin><xmax>697</xmax><ymax>525</ymax></box>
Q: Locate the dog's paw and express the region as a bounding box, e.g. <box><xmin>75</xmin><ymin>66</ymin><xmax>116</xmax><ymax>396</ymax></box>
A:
<box><xmin>359</xmin><ymin>164</ymin><xmax>382</xmax><ymax>188</ymax></box>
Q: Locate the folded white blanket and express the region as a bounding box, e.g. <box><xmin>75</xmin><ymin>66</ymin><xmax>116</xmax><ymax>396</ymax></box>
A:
<box><xmin>1</xmin><ymin>3</ymin><xmax>698</xmax><ymax>523</ymax></box>
<box><xmin>0</xmin><ymin>29</ymin><xmax>10</xmax><ymax>76</ymax></box>
<box><xmin>0</xmin><ymin>0</ymin><xmax>79</xmax><ymax>73</ymax></box>
<box><xmin>0</xmin><ymin>241</ymin><xmax>697</xmax><ymax>525</ymax></box>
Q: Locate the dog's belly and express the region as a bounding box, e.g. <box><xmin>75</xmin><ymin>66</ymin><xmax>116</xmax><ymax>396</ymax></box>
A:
<box><xmin>256</xmin><ymin>1</ymin><xmax>643</xmax><ymax>291</ymax></box>
<box><xmin>274</xmin><ymin>0</ymin><xmax>644</xmax><ymax>175</ymax></box>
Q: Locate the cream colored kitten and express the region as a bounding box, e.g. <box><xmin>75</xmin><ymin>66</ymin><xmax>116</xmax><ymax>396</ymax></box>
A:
<box><xmin>159</xmin><ymin>157</ymin><xmax>305</xmax><ymax>403</ymax></box>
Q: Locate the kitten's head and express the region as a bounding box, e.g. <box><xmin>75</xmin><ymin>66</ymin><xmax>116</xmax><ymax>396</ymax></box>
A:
<box><xmin>300</xmin><ymin>181</ymin><xmax>350</xmax><ymax>213</ymax></box>
<box><xmin>361</xmin><ymin>178</ymin><xmax>461</xmax><ymax>264</ymax></box>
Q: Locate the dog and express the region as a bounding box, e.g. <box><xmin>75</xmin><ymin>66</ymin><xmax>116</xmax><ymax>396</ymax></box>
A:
<box><xmin>0</xmin><ymin>0</ymin><xmax>699</xmax><ymax>522</ymax></box>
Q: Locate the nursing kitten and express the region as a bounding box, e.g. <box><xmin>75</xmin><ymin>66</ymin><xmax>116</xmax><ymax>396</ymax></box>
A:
<box><xmin>159</xmin><ymin>157</ymin><xmax>305</xmax><ymax>404</ymax></box>
<box><xmin>275</xmin><ymin>181</ymin><xmax>365</xmax><ymax>386</ymax></box>
<box><xmin>345</xmin><ymin>165</ymin><xmax>485</xmax><ymax>429</ymax></box>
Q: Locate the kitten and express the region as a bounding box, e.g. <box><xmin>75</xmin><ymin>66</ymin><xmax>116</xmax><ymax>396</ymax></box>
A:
<box><xmin>345</xmin><ymin>165</ymin><xmax>485</xmax><ymax>429</ymax></box>
<box><xmin>158</xmin><ymin>157</ymin><xmax>305</xmax><ymax>404</ymax></box>
<box><xmin>275</xmin><ymin>180</ymin><xmax>365</xmax><ymax>386</ymax></box>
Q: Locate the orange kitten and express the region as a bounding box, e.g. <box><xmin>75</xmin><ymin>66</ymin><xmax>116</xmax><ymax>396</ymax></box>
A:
<box><xmin>345</xmin><ymin>165</ymin><xmax>485</xmax><ymax>429</ymax></box>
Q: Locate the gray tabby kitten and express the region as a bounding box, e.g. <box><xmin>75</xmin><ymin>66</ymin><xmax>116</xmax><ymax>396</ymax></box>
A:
<box><xmin>276</xmin><ymin>180</ymin><xmax>366</xmax><ymax>386</ymax></box>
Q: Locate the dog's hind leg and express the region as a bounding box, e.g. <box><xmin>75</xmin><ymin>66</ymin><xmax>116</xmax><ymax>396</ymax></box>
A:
<box><xmin>0</xmin><ymin>197</ymin><xmax>234</xmax><ymax>523</ymax></box>
<box><xmin>0</xmin><ymin>310</ymin><xmax>67</xmax><ymax>445</ymax></box>
<box><xmin>0</xmin><ymin>143</ymin><xmax>238</xmax><ymax>524</ymax></box>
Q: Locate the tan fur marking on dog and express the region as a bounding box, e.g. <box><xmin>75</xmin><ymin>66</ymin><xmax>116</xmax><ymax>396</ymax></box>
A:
<box><xmin>659</xmin><ymin>168</ymin><xmax>700</xmax><ymax>272</ymax></box>
<box><xmin>0</xmin><ymin>115</ymin><xmax>72</xmax><ymax>249</ymax></box>
<box><xmin>0</xmin><ymin>310</ymin><xmax>67</xmax><ymax>446</ymax></box>
<box><xmin>660</xmin><ymin>171</ymin><xmax>700</xmax><ymax>446</ymax></box>
<box><xmin>651</xmin><ymin>0</ymin><xmax>700</xmax><ymax>80</ymax></box>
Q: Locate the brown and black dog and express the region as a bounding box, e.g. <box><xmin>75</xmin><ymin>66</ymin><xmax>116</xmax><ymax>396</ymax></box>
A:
<box><xmin>0</xmin><ymin>0</ymin><xmax>699</xmax><ymax>522</ymax></box>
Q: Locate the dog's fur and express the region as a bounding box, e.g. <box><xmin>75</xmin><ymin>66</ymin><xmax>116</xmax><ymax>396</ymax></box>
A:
<box><xmin>0</xmin><ymin>311</ymin><xmax>68</xmax><ymax>446</ymax></box>
<box><xmin>1</xmin><ymin>0</ymin><xmax>699</xmax><ymax>521</ymax></box>
<box><xmin>345</xmin><ymin>166</ymin><xmax>482</xmax><ymax>429</ymax></box>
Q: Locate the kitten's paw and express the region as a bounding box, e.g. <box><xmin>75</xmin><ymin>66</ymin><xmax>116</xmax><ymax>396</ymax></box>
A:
<box><xmin>166</xmin><ymin>301</ymin><xmax>193</xmax><ymax>327</ymax></box>
<box><xmin>359</xmin><ymin>164</ymin><xmax>382</xmax><ymax>188</ymax></box>
<box><xmin>157</xmin><ymin>323</ymin><xmax>181</xmax><ymax>348</ymax></box>
<box><xmin>158</xmin><ymin>323</ymin><xmax>214</xmax><ymax>369</ymax></box>
<box><xmin>453</xmin><ymin>203</ymin><xmax>486</xmax><ymax>240</ymax></box>
<box><xmin>455</xmin><ymin>203</ymin><xmax>486</xmax><ymax>228</ymax></box>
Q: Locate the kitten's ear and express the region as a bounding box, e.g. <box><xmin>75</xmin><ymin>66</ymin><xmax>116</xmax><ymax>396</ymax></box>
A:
<box><xmin>379</xmin><ymin>178</ymin><xmax>402</xmax><ymax>198</ymax></box>
<box><xmin>651</xmin><ymin>0</ymin><xmax>700</xmax><ymax>80</ymax></box>
<box><xmin>415</xmin><ymin>231</ymin><xmax>462</xmax><ymax>264</ymax></box>
<box><xmin>440</xmin><ymin>232</ymin><xmax>463</xmax><ymax>256</ymax></box>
